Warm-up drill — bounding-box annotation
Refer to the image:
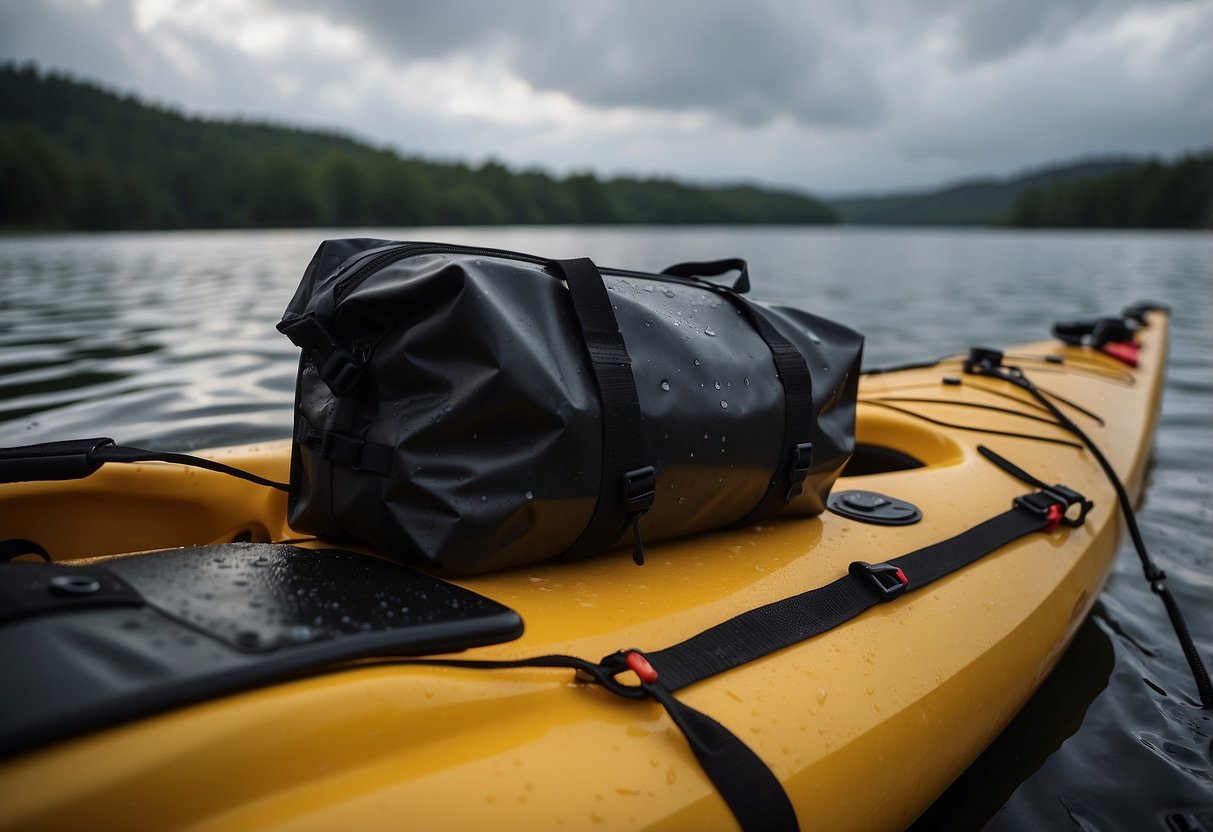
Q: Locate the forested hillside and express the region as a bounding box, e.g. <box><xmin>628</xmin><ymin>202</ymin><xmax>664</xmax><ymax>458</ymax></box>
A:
<box><xmin>0</xmin><ymin>64</ymin><xmax>837</xmax><ymax>230</ymax></box>
<box><xmin>828</xmin><ymin>161</ymin><xmax>1141</xmax><ymax>226</ymax></box>
<box><xmin>1005</xmin><ymin>153</ymin><xmax>1213</xmax><ymax>229</ymax></box>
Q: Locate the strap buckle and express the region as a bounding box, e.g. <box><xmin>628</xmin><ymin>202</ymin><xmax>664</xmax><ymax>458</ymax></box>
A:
<box><xmin>784</xmin><ymin>441</ymin><xmax>814</xmax><ymax>501</ymax></box>
<box><xmin>1014</xmin><ymin>485</ymin><xmax>1092</xmax><ymax>531</ymax></box>
<box><xmin>279</xmin><ymin>315</ymin><xmax>365</xmax><ymax>396</ymax></box>
<box><xmin>621</xmin><ymin>466</ymin><xmax>656</xmax><ymax>513</ymax></box>
<box><xmin>848</xmin><ymin>560</ymin><xmax>909</xmax><ymax>601</ymax></box>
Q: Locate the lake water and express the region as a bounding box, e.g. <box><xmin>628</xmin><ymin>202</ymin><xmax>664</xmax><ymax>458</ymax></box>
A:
<box><xmin>1</xmin><ymin>226</ymin><xmax>1210</xmax><ymax>828</ymax></box>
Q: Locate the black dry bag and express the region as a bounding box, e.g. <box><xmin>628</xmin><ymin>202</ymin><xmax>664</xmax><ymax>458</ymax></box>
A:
<box><xmin>279</xmin><ymin>241</ymin><xmax>862</xmax><ymax>574</ymax></box>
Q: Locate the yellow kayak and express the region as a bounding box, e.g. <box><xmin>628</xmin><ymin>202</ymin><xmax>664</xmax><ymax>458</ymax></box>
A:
<box><xmin>0</xmin><ymin>311</ymin><xmax>1168</xmax><ymax>831</ymax></box>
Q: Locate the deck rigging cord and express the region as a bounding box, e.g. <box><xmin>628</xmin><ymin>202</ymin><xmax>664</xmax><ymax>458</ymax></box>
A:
<box><xmin>963</xmin><ymin>348</ymin><xmax>1213</xmax><ymax>709</ymax></box>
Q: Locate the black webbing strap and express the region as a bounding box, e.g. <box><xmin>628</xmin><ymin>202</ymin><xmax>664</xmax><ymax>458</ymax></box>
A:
<box><xmin>642</xmin><ymin>500</ymin><xmax>1053</xmax><ymax>693</ymax></box>
<box><xmin>0</xmin><ymin>437</ymin><xmax>289</xmax><ymax>492</ymax></box>
<box><xmin>548</xmin><ymin>258</ymin><xmax>654</xmax><ymax>563</ymax></box>
<box><xmin>618</xmin><ymin>496</ymin><xmax>1067</xmax><ymax>830</ymax></box>
<box><xmin>732</xmin><ymin>301</ymin><xmax>816</xmax><ymax>525</ymax></box>
<box><xmin>390</xmin><ymin>480</ymin><xmax>1086</xmax><ymax>832</ymax></box>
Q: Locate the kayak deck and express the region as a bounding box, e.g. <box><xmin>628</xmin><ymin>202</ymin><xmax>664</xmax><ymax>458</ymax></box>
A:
<box><xmin>0</xmin><ymin>314</ymin><xmax>1167</xmax><ymax>831</ymax></box>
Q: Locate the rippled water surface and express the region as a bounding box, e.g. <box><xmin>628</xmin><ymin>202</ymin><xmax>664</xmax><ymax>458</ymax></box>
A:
<box><xmin>1</xmin><ymin>227</ymin><xmax>1210</xmax><ymax>827</ymax></box>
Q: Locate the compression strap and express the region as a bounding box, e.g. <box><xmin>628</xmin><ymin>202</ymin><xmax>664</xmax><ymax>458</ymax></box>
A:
<box><xmin>402</xmin><ymin>478</ymin><xmax>1088</xmax><ymax>832</ymax></box>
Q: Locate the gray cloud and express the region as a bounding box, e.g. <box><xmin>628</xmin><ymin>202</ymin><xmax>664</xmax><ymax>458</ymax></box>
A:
<box><xmin>1</xmin><ymin>0</ymin><xmax>1209</xmax><ymax>193</ymax></box>
<box><xmin>280</xmin><ymin>0</ymin><xmax>888</xmax><ymax>128</ymax></box>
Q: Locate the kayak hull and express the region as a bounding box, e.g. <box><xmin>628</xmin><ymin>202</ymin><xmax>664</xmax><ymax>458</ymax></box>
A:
<box><xmin>0</xmin><ymin>314</ymin><xmax>1168</xmax><ymax>831</ymax></box>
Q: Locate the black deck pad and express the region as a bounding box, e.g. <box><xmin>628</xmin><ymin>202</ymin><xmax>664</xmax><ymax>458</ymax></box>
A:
<box><xmin>0</xmin><ymin>543</ymin><xmax>523</xmax><ymax>757</ymax></box>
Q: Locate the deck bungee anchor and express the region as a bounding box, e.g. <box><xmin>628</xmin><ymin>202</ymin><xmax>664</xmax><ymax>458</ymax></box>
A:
<box><xmin>963</xmin><ymin>343</ymin><xmax>1213</xmax><ymax>711</ymax></box>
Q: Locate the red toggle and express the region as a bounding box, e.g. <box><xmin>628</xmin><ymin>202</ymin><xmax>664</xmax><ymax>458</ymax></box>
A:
<box><xmin>1045</xmin><ymin>503</ymin><xmax>1063</xmax><ymax>533</ymax></box>
<box><xmin>895</xmin><ymin>567</ymin><xmax>908</xmax><ymax>586</ymax></box>
<box><xmin>625</xmin><ymin>651</ymin><xmax>659</xmax><ymax>684</ymax></box>
<box><xmin>1102</xmin><ymin>341</ymin><xmax>1140</xmax><ymax>368</ymax></box>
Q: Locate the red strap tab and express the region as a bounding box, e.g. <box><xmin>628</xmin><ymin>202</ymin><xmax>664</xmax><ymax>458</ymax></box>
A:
<box><xmin>1102</xmin><ymin>341</ymin><xmax>1140</xmax><ymax>367</ymax></box>
<box><xmin>626</xmin><ymin>651</ymin><xmax>659</xmax><ymax>684</ymax></box>
<box><xmin>1045</xmin><ymin>504</ymin><xmax>1063</xmax><ymax>533</ymax></box>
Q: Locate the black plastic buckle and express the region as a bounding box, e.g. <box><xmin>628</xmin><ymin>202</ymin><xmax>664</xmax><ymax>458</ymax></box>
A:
<box><xmin>849</xmin><ymin>560</ymin><xmax>909</xmax><ymax>601</ymax></box>
<box><xmin>279</xmin><ymin>315</ymin><xmax>364</xmax><ymax>396</ymax></box>
<box><xmin>963</xmin><ymin>347</ymin><xmax>1004</xmax><ymax>375</ymax></box>
<box><xmin>319</xmin><ymin>349</ymin><xmax>363</xmax><ymax>396</ymax></box>
<box><xmin>1013</xmin><ymin>485</ymin><xmax>1092</xmax><ymax>529</ymax></box>
<box><xmin>785</xmin><ymin>441</ymin><xmax>814</xmax><ymax>501</ymax></box>
<box><xmin>621</xmin><ymin>466</ymin><xmax>656</xmax><ymax>513</ymax></box>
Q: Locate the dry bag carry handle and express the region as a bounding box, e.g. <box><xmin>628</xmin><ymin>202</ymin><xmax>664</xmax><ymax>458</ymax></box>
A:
<box><xmin>660</xmin><ymin>258</ymin><xmax>751</xmax><ymax>294</ymax></box>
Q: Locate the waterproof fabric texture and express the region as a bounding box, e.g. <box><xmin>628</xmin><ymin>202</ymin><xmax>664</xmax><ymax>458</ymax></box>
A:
<box><xmin>279</xmin><ymin>241</ymin><xmax>863</xmax><ymax>575</ymax></box>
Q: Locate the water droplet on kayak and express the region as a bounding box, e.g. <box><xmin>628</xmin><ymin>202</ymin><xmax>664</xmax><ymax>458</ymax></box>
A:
<box><xmin>693</xmin><ymin>358</ymin><xmax>701</xmax><ymax>366</ymax></box>
<box><xmin>816</xmin><ymin>688</ymin><xmax>828</xmax><ymax>705</ymax></box>
<box><xmin>714</xmin><ymin>380</ymin><xmax>721</xmax><ymax>389</ymax></box>
<box><xmin>678</xmin><ymin>496</ymin><xmax>686</xmax><ymax>505</ymax></box>
<box><xmin>480</xmin><ymin>495</ymin><xmax>488</xmax><ymax>502</ymax></box>
<box><xmin>703</xmin><ymin>432</ymin><xmax>709</xmax><ymax>439</ymax></box>
<box><xmin>744</xmin><ymin>377</ymin><xmax>750</xmax><ymax>386</ymax></box>
<box><xmin>525</xmin><ymin>490</ymin><xmax>534</xmax><ymax>500</ymax></box>
<box><xmin>704</xmin><ymin>327</ymin><xmax>716</xmax><ymax>336</ymax></box>
<box><xmin>660</xmin><ymin>379</ymin><xmax>670</xmax><ymax>391</ymax></box>
<box><xmin>644</xmin><ymin>320</ymin><xmax>652</xmax><ymax>327</ymax></box>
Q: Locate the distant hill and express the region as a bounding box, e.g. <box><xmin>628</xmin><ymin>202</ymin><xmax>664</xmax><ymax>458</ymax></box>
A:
<box><xmin>827</xmin><ymin>160</ymin><xmax>1144</xmax><ymax>226</ymax></box>
<box><xmin>1006</xmin><ymin>152</ymin><xmax>1212</xmax><ymax>229</ymax></box>
<box><xmin>0</xmin><ymin>63</ymin><xmax>837</xmax><ymax>230</ymax></box>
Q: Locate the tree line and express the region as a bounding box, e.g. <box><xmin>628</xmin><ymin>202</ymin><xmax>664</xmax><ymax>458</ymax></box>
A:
<box><xmin>1005</xmin><ymin>152</ymin><xmax>1212</xmax><ymax>229</ymax></box>
<box><xmin>0</xmin><ymin>64</ymin><xmax>837</xmax><ymax>231</ymax></box>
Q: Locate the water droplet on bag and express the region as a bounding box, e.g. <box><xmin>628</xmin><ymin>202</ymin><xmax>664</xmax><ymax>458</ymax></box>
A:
<box><xmin>714</xmin><ymin>380</ymin><xmax>721</xmax><ymax>390</ymax></box>
<box><xmin>644</xmin><ymin>320</ymin><xmax>652</xmax><ymax>327</ymax></box>
<box><xmin>744</xmin><ymin>377</ymin><xmax>750</xmax><ymax>386</ymax></box>
<box><xmin>660</xmin><ymin>379</ymin><xmax>670</xmax><ymax>391</ymax></box>
<box><xmin>644</xmin><ymin>285</ymin><xmax>654</xmax><ymax>293</ymax></box>
<box><xmin>720</xmin><ymin>400</ymin><xmax>728</xmax><ymax>409</ymax></box>
<box><xmin>704</xmin><ymin>327</ymin><xmax>716</xmax><ymax>337</ymax></box>
<box><xmin>525</xmin><ymin>490</ymin><xmax>534</xmax><ymax>500</ymax></box>
<box><xmin>693</xmin><ymin>358</ymin><xmax>700</xmax><ymax>366</ymax></box>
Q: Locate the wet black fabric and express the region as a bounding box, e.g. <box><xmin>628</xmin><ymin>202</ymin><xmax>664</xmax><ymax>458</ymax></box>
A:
<box><xmin>280</xmin><ymin>241</ymin><xmax>863</xmax><ymax>575</ymax></box>
<box><xmin>0</xmin><ymin>543</ymin><xmax>522</xmax><ymax>757</ymax></box>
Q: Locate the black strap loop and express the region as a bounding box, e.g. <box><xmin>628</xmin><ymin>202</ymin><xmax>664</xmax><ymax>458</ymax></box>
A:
<box><xmin>660</xmin><ymin>258</ymin><xmax>751</xmax><ymax>294</ymax></box>
<box><xmin>732</xmin><ymin>303</ymin><xmax>816</xmax><ymax>525</ymax></box>
<box><xmin>547</xmin><ymin>258</ymin><xmax>654</xmax><ymax>562</ymax></box>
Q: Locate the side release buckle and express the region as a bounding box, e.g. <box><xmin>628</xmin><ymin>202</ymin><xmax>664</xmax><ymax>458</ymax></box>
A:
<box><xmin>849</xmin><ymin>560</ymin><xmax>909</xmax><ymax>601</ymax></box>
<box><xmin>1014</xmin><ymin>485</ymin><xmax>1092</xmax><ymax>531</ymax></box>
<box><xmin>785</xmin><ymin>441</ymin><xmax>814</xmax><ymax>501</ymax></box>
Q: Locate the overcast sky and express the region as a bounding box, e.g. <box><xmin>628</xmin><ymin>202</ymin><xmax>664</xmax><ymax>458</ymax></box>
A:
<box><xmin>2</xmin><ymin>0</ymin><xmax>1210</xmax><ymax>194</ymax></box>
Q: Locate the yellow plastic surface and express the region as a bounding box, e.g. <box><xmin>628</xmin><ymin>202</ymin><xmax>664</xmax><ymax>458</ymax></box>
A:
<box><xmin>0</xmin><ymin>314</ymin><xmax>1168</xmax><ymax>831</ymax></box>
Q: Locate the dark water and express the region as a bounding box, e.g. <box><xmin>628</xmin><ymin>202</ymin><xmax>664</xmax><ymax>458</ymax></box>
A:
<box><xmin>1</xmin><ymin>227</ymin><xmax>1210</xmax><ymax>828</ymax></box>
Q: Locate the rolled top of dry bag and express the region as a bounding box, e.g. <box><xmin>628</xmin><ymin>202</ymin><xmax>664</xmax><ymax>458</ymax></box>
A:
<box><xmin>279</xmin><ymin>241</ymin><xmax>863</xmax><ymax>575</ymax></box>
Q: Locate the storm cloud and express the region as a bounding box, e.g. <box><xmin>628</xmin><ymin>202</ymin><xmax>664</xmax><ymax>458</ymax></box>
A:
<box><xmin>1</xmin><ymin>0</ymin><xmax>1209</xmax><ymax>192</ymax></box>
